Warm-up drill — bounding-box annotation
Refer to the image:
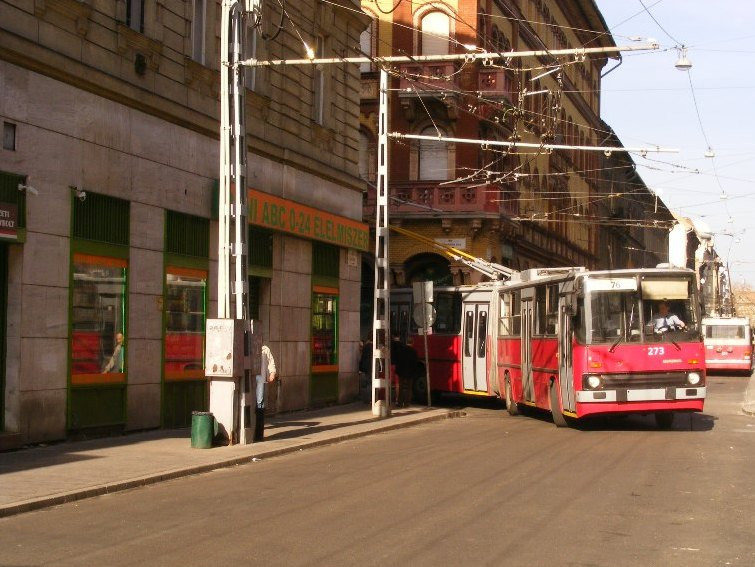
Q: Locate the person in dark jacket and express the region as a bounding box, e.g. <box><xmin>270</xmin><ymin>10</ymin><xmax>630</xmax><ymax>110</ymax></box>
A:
<box><xmin>391</xmin><ymin>335</ymin><xmax>419</xmax><ymax>407</ymax></box>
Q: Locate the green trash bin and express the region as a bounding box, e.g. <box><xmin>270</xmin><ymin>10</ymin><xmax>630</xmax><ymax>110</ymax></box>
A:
<box><xmin>191</xmin><ymin>411</ymin><xmax>215</xmax><ymax>449</ymax></box>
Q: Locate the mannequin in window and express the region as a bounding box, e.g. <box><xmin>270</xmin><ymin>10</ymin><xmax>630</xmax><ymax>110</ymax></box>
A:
<box><xmin>103</xmin><ymin>332</ymin><xmax>124</xmax><ymax>373</ymax></box>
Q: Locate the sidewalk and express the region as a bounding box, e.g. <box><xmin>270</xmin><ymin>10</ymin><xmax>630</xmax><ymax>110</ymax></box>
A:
<box><xmin>743</xmin><ymin>371</ymin><xmax>755</xmax><ymax>416</ymax></box>
<box><xmin>0</xmin><ymin>404</ymin><xmax>463</xmax><ymax>518</ymax></box>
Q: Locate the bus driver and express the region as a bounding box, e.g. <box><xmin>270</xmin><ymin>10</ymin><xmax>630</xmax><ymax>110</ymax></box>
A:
<box><xmin>654</xmin><ymin>301</ymin><xmax>686</xmax><ymax>334</ymax></box>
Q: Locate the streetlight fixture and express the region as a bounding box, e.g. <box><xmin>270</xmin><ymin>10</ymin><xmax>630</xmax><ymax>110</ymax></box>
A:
<box><xmin>675</xmin><ymin>47</ymin><xmax>692</xmax><ymax>71</ymax></box>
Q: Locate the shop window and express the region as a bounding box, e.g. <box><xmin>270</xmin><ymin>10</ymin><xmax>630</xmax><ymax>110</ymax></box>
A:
<box><xmin>312</xmin><ymin>290</ymin><xmax>338</xmax><ymax>367</ymax></box>
<box><xmin>71</xmin><ymin>254</ymin><xmax>127</xmax><ymax>384</ymax></box>
<box><xmin>164</xmin><ymin>268</ymin><xmax>207</xmax><ymax>380</ymax></box>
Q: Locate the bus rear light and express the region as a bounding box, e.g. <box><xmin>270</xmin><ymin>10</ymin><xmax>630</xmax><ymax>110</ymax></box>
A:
<box><xmin>687</xmin><ymin>359</ymin><xmax>699</xmax><ymax>365</ymax></box>
<box><xmin>589</xmin><ymin>361</ymin><xmax>602</xmax><ymax>369</ymax></box>
<box><xmin>687</xmin><ymin>372</ymin><xmax>702</xmax><ymax>386</ymax></box>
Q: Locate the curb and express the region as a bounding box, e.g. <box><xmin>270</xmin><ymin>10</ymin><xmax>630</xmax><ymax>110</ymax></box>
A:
<box><xmin>0</xmin><ymin>409</ymin><xmax>465</xmax><ymax>518</ymax></box>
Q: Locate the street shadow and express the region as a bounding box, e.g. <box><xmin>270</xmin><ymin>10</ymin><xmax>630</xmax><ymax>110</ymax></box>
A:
<box><xmin>0</xmin><ymin>428</ymin><xmax>191</xmax><ymax>474</ymax></box>
<box><xmin>572</xmin><ymin>411</ymin><xmax>716</xmax><ymax>432</ymax></box>
<box><xmin>265</xmin><ymin>409</ymin><xmax>428</xmax><ymax>441</ymax></box>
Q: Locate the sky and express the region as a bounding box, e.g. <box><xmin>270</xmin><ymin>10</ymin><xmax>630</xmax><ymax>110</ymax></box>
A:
<box><xmin>593</xmin><ymin>1</ymin><xmax>755</xmax><ymax>287</ymax></box>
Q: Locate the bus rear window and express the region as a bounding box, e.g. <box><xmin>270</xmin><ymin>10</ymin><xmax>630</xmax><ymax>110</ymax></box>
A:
<box><xmin>706</xmin><ymin>325</ymin><xmax>745</xmax><ymax>339</ymax></box>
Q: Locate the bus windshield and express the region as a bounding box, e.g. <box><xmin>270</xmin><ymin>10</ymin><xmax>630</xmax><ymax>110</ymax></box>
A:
<box><xmin>579</xmin><ymin>276</ymin><xmax>700</xmax><ymax>345</ymax></box>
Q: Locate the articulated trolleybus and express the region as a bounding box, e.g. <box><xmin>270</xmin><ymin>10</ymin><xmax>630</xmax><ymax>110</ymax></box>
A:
<box><xmin>701</xmin><ymin>316</ymin><xmax>753</xmax><ymax>374</ymax></box>
<box><xmin>395</xmin><ymin>266</ymin><xmax>706</xmax><ymax>428</ymax></box>
<box><xmin>498</xmin><ymin>266</ymin><xmax>706</xmax><ymax>428</ymax></box>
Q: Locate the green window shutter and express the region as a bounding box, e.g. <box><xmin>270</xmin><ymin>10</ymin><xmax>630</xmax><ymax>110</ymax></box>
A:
<box><xmin>0</xmin><ymin>171</ymin><xmax>26</xmax><ymax>228</ymax></box>
<box><xmin>72</xmin><ymin>191</ymin><xmax>129</xmax><ymax>245</ymax></box>
<box><xmin>166</xmin><ymin>211</ymin><xmax>210</xmax><ymax>258</ymax></box>
<box><xmin>249</xmin><ymin>226</ymin><xmax>273</xmax><ymax>269</ymax></box>
<box><xmin>312</xmin><ymin>242</ymin><xmax>339</xmax><ymax>278</ymax></box>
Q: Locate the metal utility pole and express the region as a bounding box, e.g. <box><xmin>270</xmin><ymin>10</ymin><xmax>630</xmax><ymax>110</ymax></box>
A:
<box><xmin>205</xmin><ymin>0</ymin><xmax>256</xmax><ymax>445</ymax></box>
<box><xmin>219</xmin><ymin>0</ymin><xmax>250</xmax><ymax>319</ymax></box>
<box><xmin>371</xmin><ymin>69</ymin><xmax>392</xmax><ymax>417</ymax></box>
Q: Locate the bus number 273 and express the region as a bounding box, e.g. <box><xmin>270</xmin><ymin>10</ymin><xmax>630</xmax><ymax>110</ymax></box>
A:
<box><xmin>647</xmin><ymin>346</ymin><xmax>665</xmax><ymax>356</ymax></box>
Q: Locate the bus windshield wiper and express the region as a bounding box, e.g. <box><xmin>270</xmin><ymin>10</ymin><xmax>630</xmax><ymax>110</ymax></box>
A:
<box><xmin>665</xmin><ymin>334</ymin><xmax>681</xmax><ymax>351</ymax></box>
<box><xmin>609</xmin><ymin>334</ymin><xmax>623</xmax><ymax>353</ymax></box>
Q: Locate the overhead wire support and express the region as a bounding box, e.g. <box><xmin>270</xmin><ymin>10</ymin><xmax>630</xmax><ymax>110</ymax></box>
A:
<box><xmin>389</xmin><ymin>134</ymin><xmax>678</xmax><ymax>155</ymax></box>
<box><xmin>239</xmin><ymin>43</ymin><xmax>660</xmax><ymax>68</ymax></box>
<box><xmin>232</xmin><ymin>37</ymin><xmax>662</xmax><ymax>418</ymax></box>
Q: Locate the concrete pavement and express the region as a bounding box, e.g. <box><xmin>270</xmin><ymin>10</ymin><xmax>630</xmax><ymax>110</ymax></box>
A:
<box><xmin>0</xmin><ymin>403</ymin><xmax>463</xmax><ymax>518</ymax></box>
<box><xmin>743</xmin><ymin>370</ymin><xmax>755</xmax><ymax>416</ymax></box>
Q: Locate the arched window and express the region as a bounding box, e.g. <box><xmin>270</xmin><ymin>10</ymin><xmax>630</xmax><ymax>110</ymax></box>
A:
<box><xmin>419</xmin><ymin>126</ymin><xmax>448</xmax><ymax>180</ymax></box>
<box><xmin>421</xmin><ymin>11</ymin><xmax>450</xmax><ymax>55</ymax></box>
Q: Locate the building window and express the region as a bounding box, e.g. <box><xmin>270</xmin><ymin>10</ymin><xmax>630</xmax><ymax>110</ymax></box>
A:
<box><xmin>245</xmin><ymin>26</ymin><xmax>258</xmax><ymax>91</ymax></box>
<box><xmin>313</xmin><ymin>35</ymin><xmax>325</xmax><ymax>124</ymax></box>
<box><xmin>359</xmin><ymin>130</ymin><xmax>376</xmax><ymax>183</ymax></box>
<box><xmin>164</xmin><ymin>268</ymin><xmax>207</xmax><ymax>380</ymax></box>
<box><xmin>126</xmin><ymin>0</ymin><xmax>144</xmax><ymax>33</ymax></box>
<box><xmin>359</xmin><ymin>16</ymin><xmax>376</xmax><ymax>72</ymax></box>
<box><xmin>192</xmin><ymin>0</ymin><xmax>206</xmax><ymax>64</ymax></box>
<box><xmin>419</xmin><ymin>126</ymin><xmax>448</xmax><ymax>180</ymax></box>
<box><xmin>2</xmin><ymin>122</ymin><xmax>16</xmax><ymax>151</ymax></box>
<box><xmin>71</xmin><ymin>255</ymin><xmax>127</xmax><ymax>382</ymax></box>
<box><xmin>421</xmin><ymin>11</ymin><xmax>450</xmax><ymax>55</ymax></box>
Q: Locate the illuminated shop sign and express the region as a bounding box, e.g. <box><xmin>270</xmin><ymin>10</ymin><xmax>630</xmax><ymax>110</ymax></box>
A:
<box><xmin>248</xmin><ymin>188</ymin><xmax>369</xmax><ymax>251</ymax></box>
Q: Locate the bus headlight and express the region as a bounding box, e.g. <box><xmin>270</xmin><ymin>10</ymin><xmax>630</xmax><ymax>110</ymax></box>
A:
<box><xmin>687</xmin><ymin>372</ymin><xmax>702</xmax><ymax>386</ymax></box>
<box><xmin>584</xmin><ymin>375</ymin><xmax>602</xmax><ymax>390</ymax></box>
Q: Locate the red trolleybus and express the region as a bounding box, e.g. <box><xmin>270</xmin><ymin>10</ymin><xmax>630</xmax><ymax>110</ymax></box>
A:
<box><xmin>391</xmin><ymin>284</ymin><xmax>498</xmax><ymax>402</ymax></box>
<box><xmin>497</xmin><ymin>267</ymin><xmax>706</xmax><ymax>428</ymax></box>
<box><xmin>701</xmin><ymin>316</ymin><xmax>753</xmax><ymax>374</ymax></box>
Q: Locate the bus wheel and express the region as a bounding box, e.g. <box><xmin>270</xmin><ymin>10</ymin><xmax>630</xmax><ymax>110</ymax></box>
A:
<box><xmin>549</xmin><ymin>379</ymin><xmax>568</xmax><ymax>428</ymax></box>
<box><xmin>505</xmin><ymin>376</ymin><xmax>519</xmax><ymax>416</ymax></box>
<box><xmin>655</xmin><ymin>412</ymin><xmax>675</xmax><ymax>430</ymax></box>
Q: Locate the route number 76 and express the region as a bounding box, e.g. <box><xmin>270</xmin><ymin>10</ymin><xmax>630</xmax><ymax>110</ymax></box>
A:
<box><xmin>647</xmin><ymin>346</ymin><xmax>665</xmax><ymax>356</ymax></box>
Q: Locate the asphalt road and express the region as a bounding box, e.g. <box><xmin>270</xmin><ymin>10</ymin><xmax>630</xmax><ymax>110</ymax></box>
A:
<box><xmin>1</xmin><ymin>376</ymin><xmax>753</xmax><ymax>567</ymax></box>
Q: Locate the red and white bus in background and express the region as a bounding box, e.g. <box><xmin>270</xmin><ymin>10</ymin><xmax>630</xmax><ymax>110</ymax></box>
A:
<box><xmin>391</xmin><ymin>284</ymin><xmax>496</xmax><ymax>401</ymax></box>
<box><xmin>701</xmin><ymin>316</ymin><xmax>753</xmax><ymax>374</ymax></box>
<box><xmin>392</xmin><ymin>265</ymin><xmax>706</xmax><ymax>428</ymax></box>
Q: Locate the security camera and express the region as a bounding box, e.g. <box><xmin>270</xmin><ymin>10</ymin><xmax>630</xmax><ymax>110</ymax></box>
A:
<box><xmin>74</xmin><ymin>187</ymin><xmax>86</xmax><ymax>202</ymax></box>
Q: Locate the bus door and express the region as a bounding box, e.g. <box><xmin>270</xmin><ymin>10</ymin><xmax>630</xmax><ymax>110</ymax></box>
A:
<box><xmin>462</xmin><ymin>302</ymin><xmax>489</xmax><ymax>392</ymax></box>
<box><xmin>390</xmin><ymin>301</ymin><xmax>411</xmax><ymax>344</ymax></box>
<box><xmin>521</xmin><ymin>293</ymin><xmax>534</xmax><ymax>402</ymax></box>
<box><xmin>558</xmin><ymin>303</ymin><xmax>576</xmax><ymax>413</ymax></box>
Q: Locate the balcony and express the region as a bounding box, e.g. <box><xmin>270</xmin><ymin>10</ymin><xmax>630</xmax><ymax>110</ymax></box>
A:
<box><xmin>478</xmin><ymin>68</ymin><xmax>515</xmax><ymax>105</ymax></box>
<box><xmin>397</xmin><ymin>63</ymin><xmax>461</xmax><ymax>120</ymax></box>
<box><xmin>364</xmin><ymin>181</ymin><xmax>518</xmax><ymax>219</ymax></box>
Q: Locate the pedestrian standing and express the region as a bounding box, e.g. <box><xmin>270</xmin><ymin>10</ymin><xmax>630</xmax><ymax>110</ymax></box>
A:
<box><xmin>254</xmin><ymin>344</ymin><xmax>277</xmax><ymax>442</ymax></box>
<box><xmin>390</xmin><ymin>335</ymin><xmax>419</xmax><ymax>408</ymax></box>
